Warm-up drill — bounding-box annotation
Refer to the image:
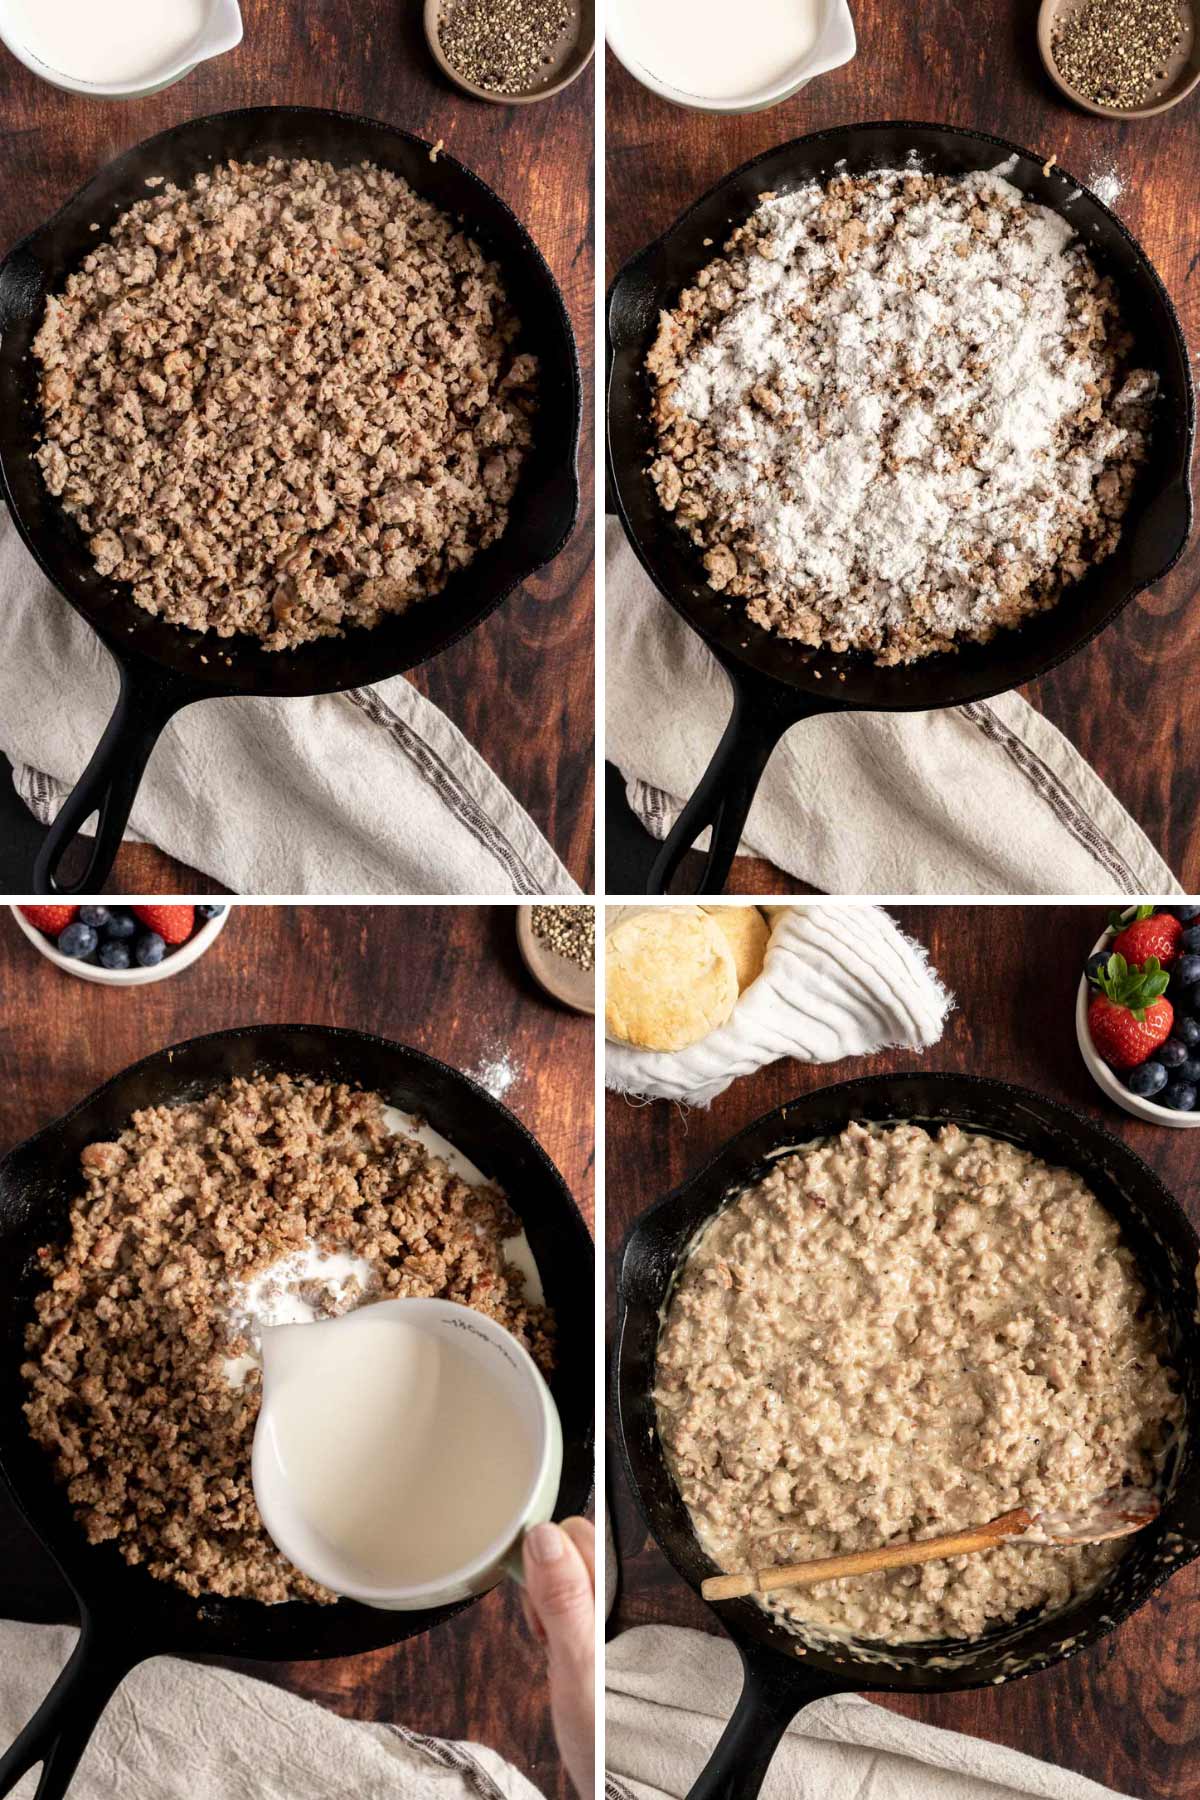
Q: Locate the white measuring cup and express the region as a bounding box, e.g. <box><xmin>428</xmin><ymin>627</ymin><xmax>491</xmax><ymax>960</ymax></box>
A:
<box><xmin>252</xmin><ymin>1297</ymin><xmax>563</xmax><ymax>1610</ymax></box>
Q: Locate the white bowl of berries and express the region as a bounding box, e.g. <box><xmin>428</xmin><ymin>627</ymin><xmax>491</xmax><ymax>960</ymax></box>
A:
<box><xmin>10</xmin><ymin>902</ymin><xmax>230</xmax><ymax>986</ymax></box>
<box><xmin>1076</xmin><ymin>903</ymin><xmax>1200</xmax><ymax>1127</ymax></box>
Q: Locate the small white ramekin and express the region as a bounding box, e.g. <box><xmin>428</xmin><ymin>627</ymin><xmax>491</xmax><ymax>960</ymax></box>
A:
<box><xmin>10</xmin><ymin>903</ymin><xmax>230</xmax><ymax>987</ymax></box>
<box><xmin>0</xmin><ymin>0</ymin><xmax>242</xmax><ymax>101</ymax></box>
<box><xmin>606</xmin><ymin>0</ymin><xmax>856</xmax><ymax>113</ymax></box>
<box><xmin>1076</xmin><ymin>922</ymin><xmax>1200</xmax><ymax>1130</ymax></box>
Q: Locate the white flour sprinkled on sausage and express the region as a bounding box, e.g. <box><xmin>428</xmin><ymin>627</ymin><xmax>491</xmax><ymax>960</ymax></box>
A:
<box><xmin>646</xmin><ymin>168</ymin><xmax>1155</xmax><ymax>665</ymax></box>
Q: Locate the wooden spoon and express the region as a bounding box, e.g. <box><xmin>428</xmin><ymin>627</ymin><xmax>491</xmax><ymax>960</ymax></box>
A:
<box><xmin>701</xmin><ymin>1489</ymin><xmax>1160</xmax><ymax>1603</ymax></box>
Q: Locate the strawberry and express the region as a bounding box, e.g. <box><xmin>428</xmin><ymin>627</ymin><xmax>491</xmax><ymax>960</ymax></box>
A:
<box><xmin>1087</xmin><ymin>953</ymin><xmax>1174</xmax><ymax>1070</ymax></box>
<box><xmin>132</xmin><ymin>904</ymin><xmax>194</xmax><ymax>946</ymax></box>
<box><xmin>19</xmin><ymin>904</ymin><xmax>78</xmax><ymax>935</ymax></box>
<box><xmin>1110</xmin><ymin>905</ymin><xmax>1183</xmax><ymax>969</ymax></box>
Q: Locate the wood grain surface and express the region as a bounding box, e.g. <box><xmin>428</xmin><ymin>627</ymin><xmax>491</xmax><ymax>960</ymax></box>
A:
<box><xmin>0</xmin><ymin>902</ymin><xmax>595</xmax><ymax>1798</ymax></box>
<box><xmin>606</xmin><ymin>903</ymin><xmax>1200</xmax><ymax>1798</ymax></box>
<box><xmin>0</xmin><ymin>0</ymin><xmax>595</xmax><ymax>895</ymax></box>
<box><xmin>605</xmin><ymin>21</ymin><xmax>1200</xmax><ymax>895</ymax></box>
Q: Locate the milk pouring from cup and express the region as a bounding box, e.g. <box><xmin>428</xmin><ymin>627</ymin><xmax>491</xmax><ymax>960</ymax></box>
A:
<box><xmin>252</xmin><ymin>1298</ymin><xmax>563</xmax><ymax>1609</ymax></box>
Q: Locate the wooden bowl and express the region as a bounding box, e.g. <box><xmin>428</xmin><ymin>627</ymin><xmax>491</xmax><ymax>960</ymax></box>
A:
<box><xmin>516</xmin><ymin>907</ymin><xmax>595</xmax><ymax>1014</ymax></box>
<box><xmin>1038</xmin><ymin>0</ymin><xmax>1200</xmax><ymax>117</ymax></box>
<box><xmin>424</xmin><ymin>0</ymin><xmax>595</xmax><ymax>105</ymax></box>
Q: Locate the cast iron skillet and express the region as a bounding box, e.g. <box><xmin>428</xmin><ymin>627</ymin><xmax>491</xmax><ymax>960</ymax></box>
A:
<box><xmin>0</xmin><ymin>106</ymin><xmax>581</xmax><ymax>894</ymax></box>
<box><xmin>607</xmin><ymin>123</ymin><xmax>1195</xmax><ymax>894</ymax></box>
<box><xmin>0</xmin><ymin>1024</ymin><xmax>594</xmax><ymax>1800</ymax></box>
<box><xmin>614</xmin><ymin>1071</ymin><xmax>1200</xmax><ymax>1799</ymax></box>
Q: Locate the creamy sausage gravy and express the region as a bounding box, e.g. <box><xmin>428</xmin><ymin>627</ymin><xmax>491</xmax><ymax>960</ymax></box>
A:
<box><xmin>655</xmin><ymin>1122</ymin><xmax>1180</xmax><ymax>1642</ymax></box>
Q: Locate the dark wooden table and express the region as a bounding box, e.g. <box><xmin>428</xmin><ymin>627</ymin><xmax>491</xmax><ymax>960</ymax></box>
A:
<box><xmin>0</xmin><ymin>0</ymin><xmax>595</xmax><ymax>894</ymax></box>
<box><xmin>0</xmin><ymin>903</ymin><xmax>595</xmax><ymax>1798</ymax></box>
<box><xmin>606</xmin><ymin>904</ymin><xmax>1200</xmax><ymax>1798</ymax></box>
<box><xmin>605</xmin><ymin>15</ymin><xmax>1200</xmax><ymax>895</ymax></box>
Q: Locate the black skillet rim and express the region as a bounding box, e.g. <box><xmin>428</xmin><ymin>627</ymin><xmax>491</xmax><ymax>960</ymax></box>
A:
<box><xmin>0</xmin><ymin>103</ymin><xmax>583</xmax><ymax>695</ymax></box>
<box><xmin>614</xmin><ymin>1069</ymin><xmax>1200</xmax><ymax>1695</ymax></box>
<box><xmin>0</xmin><ymin>1021</ymin><xmax>594</xmax><ymax>1660</ymax></box>
<box><xmin>605</xmin><ymin>118</ymin><xmax>1196</xmax><ymax>711</ymax></box>
<box><xmin>0</xmin><ymin>1018</ymin><xmax>584</xmax><ymax>1174</ymax></box>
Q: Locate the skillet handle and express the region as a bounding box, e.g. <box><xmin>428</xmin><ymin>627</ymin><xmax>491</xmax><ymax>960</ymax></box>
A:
<box><xmin>646</xmin><ymin>676</ymin><xmax>830</xmax><ymax>895</ymax></box>
<box><xmin>686</xmin><ymin>1644</ymin><xmax>847</xmax><ymax>1800</ymax></box>
<box><xmin>32</xmin><ymin>660</ymin><xmax>195</xmax><ymax>894</ymax></box>
<box><xmin>0</xmin><ymin>1615</ymin><xmax>145</xmax><ymax>1800</ymax></box>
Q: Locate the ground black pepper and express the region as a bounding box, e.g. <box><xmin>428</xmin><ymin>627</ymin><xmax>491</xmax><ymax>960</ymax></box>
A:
<box><xmin>440</xmin><ymin>0</ymin><xmax>574</xmax><ymax>95</ymax></box>
<box><xmin>531</xmin><ymin>904</ymin><xmax>595</xmax><ymax>972</ymax></box>
<box><xmin>1052</xmin><ymin>0</ymin><xmax>1188</xmax><ymax>107</ymax></box>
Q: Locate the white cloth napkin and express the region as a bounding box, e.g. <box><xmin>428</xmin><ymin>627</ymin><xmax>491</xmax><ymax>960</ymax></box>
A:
<box><xmin>0</xmin><ymin>519</ymin><xmax>576</xmax><ymax>897</ymax></box>
<box><xmin>0</xmin><ymin>1620</ymin><xmax>541</xmax><ymax>1800</ymax></box>
<box><xmin>606</xmin><ymin>1625</ymin><xmax>1134</xmax><ymax>1800</ymax></box>
<box><xmin>605</xmin><ymin>904</ymin><xmax>952</xmax><ymax>1106</ymax></box>
<box><xmin>607</xmin><ymin>521</ymin><xmax>1180</xmax><ymax>897</ymax></box>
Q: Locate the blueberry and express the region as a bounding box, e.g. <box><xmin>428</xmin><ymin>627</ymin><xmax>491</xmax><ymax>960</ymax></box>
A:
<box><xmin>1157</xmin><ymin>1038</ymin><xmax>1188</xmax><ymax>1068</ymax></box>
<box><xmin>97</xmin><ymin>941</ymin><xmax>131</xmax><ymax>971</ymax></box>
<box><xmin>1085</xmin><ymin>950</ymin><xmax>1112</xmax><ymax>982</ymax></box>
<box><xmin>1180</xmin><ymin>1058</ymin><xmax>1200</xmax><ymax>1083</ymax></box>
<box><xmin>134</xmin><ymin>931</ymin><xmax>166</xmax><ymax>967</ymax></box>
<box><xmin>1178</xmin><ymin>1016</ymin><xmax>1200</xmax><ymax>1046</ymax></box>
<box><xmin>1177</xmin><ymin>955</ymin><xmax>1200</xmax><ymax>988</ymax></box>
<box><xmin>1185</xmin><ymin>985</ymin><xmax>1200</xmax><ymax>1017</ymax></box>
<box><xmin>78</xmin><ymin>905</ymin><xmax>110</xmax><ymax>928</ymax></box>
<box><xmin>103</xmin><ymin>909</ymin><xmax>137</xmax><ymax>940</ymax></box>
<box><xmin>1170</xmin><ymin>906</ymin><xmax>1200</xmax><ymax>924</ymax></box>
<box><xmin>1126</xmin><ymin>1061</ymin><xmax>1168</xmax><ymax>1098</ymax></box>
<box><xmin>57</xmin><ymin>922</ymin><xmax>98</xmax><ymax>959</ymax></box>
<box><xmin>1163</xmin><ymin>1081</ymin><xmax>1198</xmax><ymax>1113</ymax></box>
<box><xmin>195</xmin><ymin>904</ymin><xmax>226</xmax><ymax>921</ymax></box>
<box><xmin>1181</xmin><ymin>926</ymin><xmax>1200</xmax><ymax>955</ymax></box>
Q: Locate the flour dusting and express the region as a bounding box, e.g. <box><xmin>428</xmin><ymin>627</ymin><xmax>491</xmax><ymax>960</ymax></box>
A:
<box><xmin>1088</xmin><ymin>164</ymin><xmax>1124</xmax><ymax>207</ymax></box>
<box><xmin>471</xmin><ymin>1050</ymin><xmax>520</xmax><ymax>1099</ymax></box>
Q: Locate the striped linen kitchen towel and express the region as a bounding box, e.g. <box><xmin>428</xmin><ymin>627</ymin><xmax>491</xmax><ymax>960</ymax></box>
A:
<box><xmin>0</xmin><ymin>518</ymin><xmax>576</xmax><ymax>896</ymax></box>
<box><xmin>0</xmin><ymin>1620</ymin><xmax>542</xmax><ymax>1800</ymax></box>
<box><xmin>606</xmin><ymin>520</ymin><xmax>1180</xmax><ymax>897</ymax></box>
<box><xmin>606</xmin><ymin>1624</ymin><xmax>1137</xmax><ymax>1800</ymax></box>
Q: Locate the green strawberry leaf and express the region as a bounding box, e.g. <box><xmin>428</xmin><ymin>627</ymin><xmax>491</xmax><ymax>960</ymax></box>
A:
<box><xmin>1088</xmin><ymin>952</ymin><xmax>1118</xmax><ymax>990</ymax></box>
<box><xmin>1094</xmin><ymin>951</ymin><xmax>1171</xmax><ymax>1019</ymax></box>
<box><xmin>1108</xmin><ymin>903</ymin><xmax>1153</xmax><ymax>932</ymax></box>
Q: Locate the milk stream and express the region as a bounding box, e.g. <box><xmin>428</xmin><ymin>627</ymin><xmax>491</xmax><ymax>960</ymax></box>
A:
<box><xmin>259</xmin><ymin>1312</ymin><xmax>538</xmax><ymax>1586</ymax></box>
<box><xmin>610</xmin><ymin>0</ymin><xmax>822</xmax><ymax>101</ymax></box>
<box><xmin>5</xmin><ymin>0</ymin><xmax>210</xmax><ymax>83</ymax></box>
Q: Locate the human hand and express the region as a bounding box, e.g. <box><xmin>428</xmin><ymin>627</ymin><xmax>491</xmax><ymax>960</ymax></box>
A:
<box><xmin>521</xmin><ymin>1517</ymin><xmax>595</xmax><ymax>1799</ymax></box>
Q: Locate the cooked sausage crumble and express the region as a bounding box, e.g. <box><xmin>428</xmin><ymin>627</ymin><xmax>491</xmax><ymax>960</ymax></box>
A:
<box><xmin>34</xmin><ymin>158</ymin><xmax>539</xmax><ymax>650</ymax></box>
<box><xmin>655</xmin><ymin>1122</ymin><xmax>1180</xmax><ymax>1642</ymax></box>
<box><xmin>22</xmin><ymin>1073</ymin><xmax>554</xmax><ymax>1604</ymax></box>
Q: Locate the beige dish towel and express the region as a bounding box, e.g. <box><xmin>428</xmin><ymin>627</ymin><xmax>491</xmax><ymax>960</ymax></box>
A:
<box><xmin>606</xmin><ymin>903</ymin><xmax>952</xmax><ymax>1105</ymax></box>
<box><xmin>607</xmin><ymin>522</ymin><xmax>1180</xmax><ymax>897</ymax></box>
<box><xmin>606</xmin><ymin>1626</ymin><xmax>1135</xmax><ymax>1800</ymax></box>
<box><xmin>0</xmin><ymin>519</ymin><xmax>576</xmax><ymax>897</ymax></box>
<box><xmin>0</xmin><ymin>1620</ymin><xmax>542</xmax><ymax>1800</ymax></box>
